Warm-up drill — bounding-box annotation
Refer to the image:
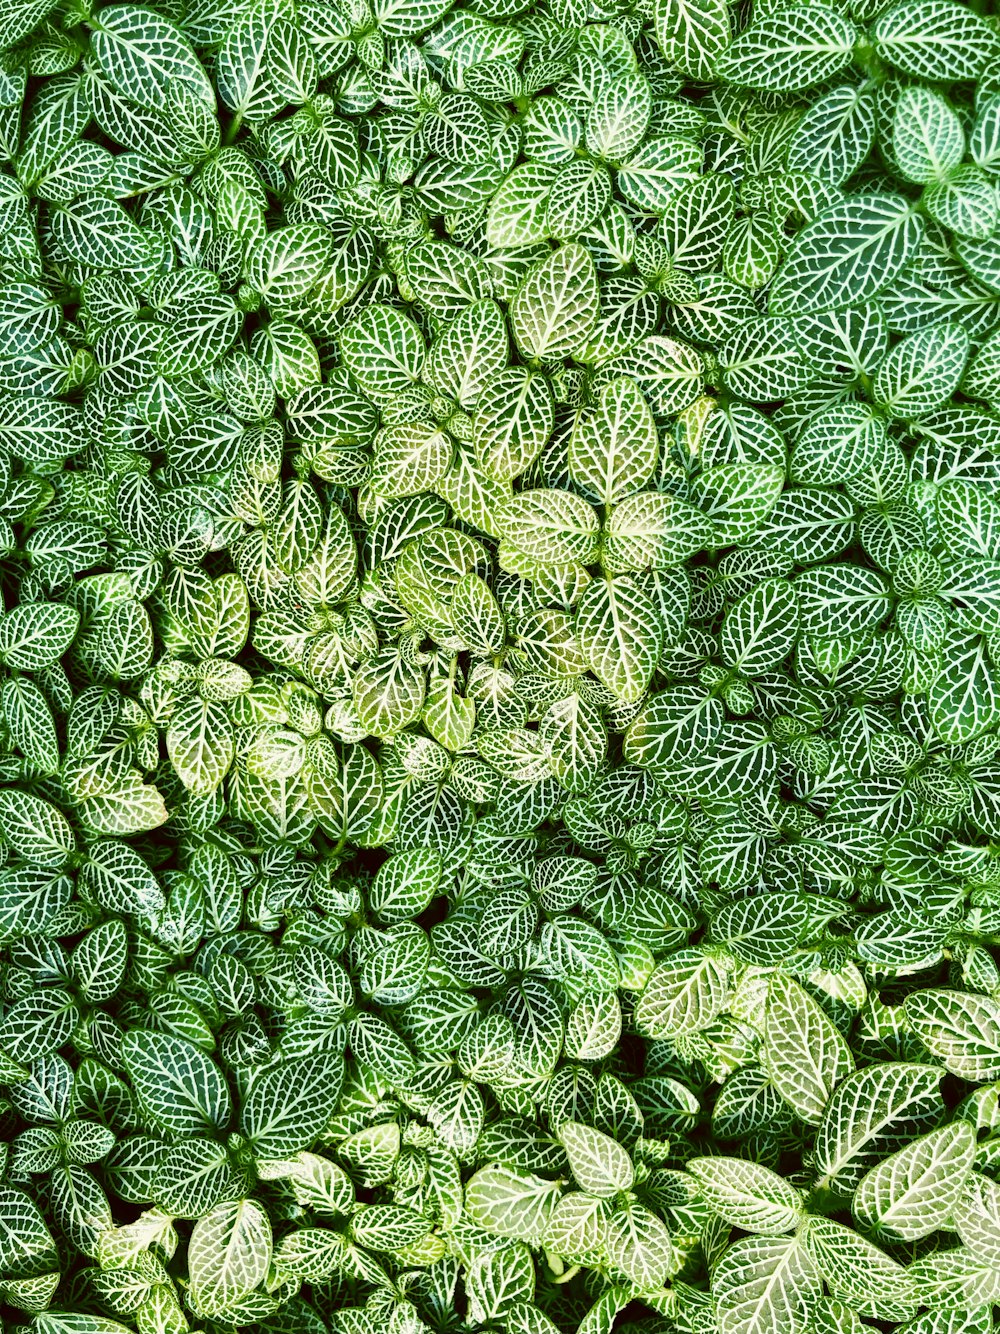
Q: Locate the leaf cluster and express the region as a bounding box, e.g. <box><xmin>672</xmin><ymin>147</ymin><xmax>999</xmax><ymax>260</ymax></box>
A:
<box><xmin>0</xmin><ymin>0</ymin><xmax>999</xmax><ymax>1332</ymax></box>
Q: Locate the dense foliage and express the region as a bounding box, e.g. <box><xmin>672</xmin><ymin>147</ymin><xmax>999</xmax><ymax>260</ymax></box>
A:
<box><xmin>0</xmin><ymin>0</ymin><xmax>1000</xmax><ymax>1331</ymax></box>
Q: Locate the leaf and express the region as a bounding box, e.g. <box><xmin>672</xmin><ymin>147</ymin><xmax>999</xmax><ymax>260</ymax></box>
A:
<box><xmin>873</xmin><ymin>322</ymin><xmax>969</xmax><ymax>418</ymax></box>
<box><xmin>374</xmin><ymin>0</ymin><xmax>455</xmax><ymax>36</ymax></box>
<box><xmin>603</xmin><ymin>490</ymin><xmax>714</xmax><ymax>571</ymax></box>
<box><xmin>340</xmin><ymin>304</ymin><xmax>425</xmax><ymax>401</ymax></box>
<box><xmin>487</xmin><ymin>163</ymin><xmax>559</xmax><ymax>249</ymax></box>
<box><xmin>874</xmin><ymin>0</ymin><xmax>1000</xmax><ymax>81</ymax></box>
<box><xmin>893</xmin><ymin>85</ymin><xmax>965</xmax><ymax>185</ymax></box>
<box><xmin>586</xmin><ymin>74</ymin><xmax>651</xmax><ymax>162</ymax></box>
<box><xmin>188</xmin><ymin>1199</ymin><xmax>272</xmax><ymax>1318</ymax></box>
<box><xmin>904</xmin><ymin>990</ymin><xmax>1000</xmax><ymax>1081</ymax></box>
<box><xmin>542</xmin><ymin>1191</ymin><xmax>610</xmax><ymax>1260</ymax></box>
<box><xmin>121</xmin><ymin>1032</ymin><xmax>231</xmax><ymax>1136</ymax></box>
<box><xmin>762</xmin><ymin>974</ymin><xmax>854</xmax><ymax>1124</ymax></box>
<box><xmin>712</xmin><ymin>892</ymin><xmax>809</xmax><ymax>965</ymax></box>
<box><xmin>720</xmin><ymin>578</ymin><xmax>799</xmax><ymax>676</ymax></box>
<box><xmin>510</xmin><ymin>244</ymin><xmax>599</xmax><ymax>361</ymax></box>
<box><xmin>166</xmin><ymin>697</ymin><xmax>234</xmax><ymax>796</ymax></box>
<box><xmin>0</xmin><ymin>989</ymin><xmax>77</xmax><ymax>1062</ymax></box>
<box><xmin>466</xmin><ymin>1244</ymin><xmax>535</xmax><ymax>1322</ymax></box>
<box><xmin>475</xmin><ymin>367</ymin><xmax>554</xmax><ymax>482</ymax></box>
<box><xmin>426</xmin><ymin>300</ymin><xmax>507</xmax><ymax>408</ymax></box>
<box><xmin>604</xmin><ymin>1201</ymin><xmax>674</xmax><ymax>1288</ymax></box>
<box><xmin>370</xmin><ymin>848</ymin><xmax>441</xmax><ymax>922</ymax></box>
<box><xmin>242</xmin><ymin>1054</ymin><xmax>345</xmax><ymax>1157</ymax></box>
<box><xmin>714</xmin><ymin>5</ymin><xmax>858</xmax><ymax>92</ymax></box>
<box><xmin>927</xmin><ymin>632</ymin><xmax>1000</xmax><ymax>743</ymax></box>
<box><xmin>353</xmin><ymin>648</ymin><xmax>426</xmax><ymax>738</ymax></box>
<box><xmin>814</xmin><ymin>1063</ymin><xmax>944</xmax><ymax>1196</ymax></box>
<box><xmin>617</xmin><ymin>136</ymin><xmax>701</xmax><ymax>212</ymax></box>
<box><xmin>796</xmin><ymin>564</ymin><xmax>891</xmax><ymax>639</ymax></box>
<box><xmin>688</xmin><ymin>1157</ymin><xmax>803</xmax><ymax>1235</ymax></box>
<box><xmin>624</xmin><ymin>685</ymin><xmax>724</xmax><ymax>772</ymax></box>
<box><xmin>576</xmin><ymin>576</ymin><xmax>662</xmax><ymax>703</ymax></box>
<box><xmin>0</xmin><ymin>0</ymin><xmax>62</xmax><ymax>51</ymax></box>
<box><xmin>0</xmin><ymin>790</ymin><xmax>75</xmax><ymax>867</ymax></box>
<box><xmin>952</xmin><ymin>1172</ymin><xmax>1000</xmax><ymax>1265</ymax></box>
<box><xmin>786</xmin><ymin>86</ymin><xmax>876</xmax><ymax>186</ymax></box>
<box><xmin>464</xmin><ymin>1166</ymin><xmax>561</xmax><ymax>1244</ymax></box>
<box><xmin>539</xmin><ymin>692</ymin><xmax>607</xmax><ymax>793</ymax></box>
<box><xmin>853</xmin><ymin>1122</ymin><xmax>976</xmax><ymax>1241</ymax></box>
<box><xmin>216</xmin><ymin>5</ymin><xmax>284</xmax><ymax>125</ymax></box>
<box><xmin>569</xmin><ymin>377</ymin><xmax>657</xmax><ymax>506</ymax></box>
<box><xmin>769</xmin><ymin>195</ymin><xmax>923</xmax><ymax>317</ymax></box>
<box><xmin>559</xmin><ymin>1121</ymin><xmax>634</xmax><ymax>1197</ymax></box>
<box><xmin>692</xmin><ymin>462</ymin><xmax>785</xmax><ymax>546</ymax></box>
<box><xmin>654</xmin><ymin>0</ymin><xmax>730</xmax><ymax>80</ymax></box>
<box><xmin>50</xmin><ymin>192</ymin><xmax>152</xmax><ymax>269</ymax></box>
<box><xmin>0</xmin><ymin>1185</ymin><xmax>57</xmax><ymax>1271</ymax></box>
<box><xmin>501</xmin><ymin>489</ymin><xmax>600</xmax><ymax>566</ymax></box>
<box><xmin>802</xmin><ymin>1216</ymin><xmax>917</xmax><ymax>1307</ymax></box>
<box><xmin>634</xmin><ymin>950</ymin><xmax>728</xmax><ymax>1038</ymax></box>
<box><xmin>0</xmin><ymin>601</ymin><xmax>78</xmax><ymax>669</ymax></box>
<box><xmin>89</xmin><ymin>5</ymin><xmax>213</xmax><ymax>110</ymax></box>
<box><xmin>714</xmin><ymin>1235</ymin><xmax>820</xmax><ymax>1334</ymax></box>
<box><xmin>616</xmin><ymin>334</ymin><xmax>704</xmax><ymax>415</ymax></box>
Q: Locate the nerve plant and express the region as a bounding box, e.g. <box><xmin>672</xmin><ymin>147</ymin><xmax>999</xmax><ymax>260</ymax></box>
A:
<box><xmin>0</xmin><ymin>0</ymin><xmax>1000</xmax><ymax>1332</ymax></box>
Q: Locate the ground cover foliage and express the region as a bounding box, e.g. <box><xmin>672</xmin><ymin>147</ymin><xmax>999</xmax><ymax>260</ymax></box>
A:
<box><xmin>1</xmin><ymin>0</ymin><xmax>1000</xmax><ymax>1332</ymax></box>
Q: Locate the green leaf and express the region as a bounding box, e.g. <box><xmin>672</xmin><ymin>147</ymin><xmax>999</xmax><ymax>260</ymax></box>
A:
<box><xmin>89</xmin><ymin>5</ymin><xmax>213</xmax><ymax>110</ymax></box>
<box><xmin>634</xmin><ymin>950</ymin><xmax>728</xmax><ymax>1038</ymax></box>
<box><xmin>340</xmin><ymin>304</ymin><xmax>425</xmax><ymax>401</ymax></box>
<box><xmin>0</xmin><ymin>1185</ymin><xmax>57</xmax><ymax>1272</ymax></box>
<box><xmin>0</xmin><ymin>989</ymin><xmax>77</xmax><ymax>1063</ymax></box>
<box><xmin>814</xmin><ymin>1063</ymin><xmax>943</xmax><ymax>1196</ymax></box>
<box><xmin>0</xmin><ymin>601</ymin><xmax>78</xmax><ymax>669</ymax></box>
<box><xmin>904</xmin><ymin>989</ymin><xmax>1000</xmax><ymax>1081</ymax></box>
<box><xmin>769</xmin><ymin>196</ymin><xmax>923</xmax><ymax>317</ymax></box>
<box><xmin>714</xmin><ymin>5</ymin><xmax>858</xmax><ymax>92</ymax></box>
<box><xmin>121</xmin><ymin>1032</ymin><xmax>231</xmax><ymax>1137</ymax></box>
<box><xmin>0</xmin><ymin>790</ymin><xmax>75</xmax><ymax>867</ymax></box>
<box><xmin>691</xmin><ymin>463</ymin><xmax>785</xmax><ymax>546</ymax></box>
<box><xmin>853</xmin><ymin>1122</ymin><xmax>976</xmax><ymax>1241</ymax></box>
<box><xmin>603</xmin><ymin>489</ymin><xmax>713</xmax><ymax>571</ymax></box>
<box><xmin>803</xmin><ymin>1226</ymin><xmax>910</xmax><ymax>1316</ymax></box>
<box><xmin>510</xmin><ymin>244</ymin><xmax>600</xmax><ymax>362</ymax></box>
<box><xmin>762</xmin><ymin>974</ymin><xmax>854</xmax><ymax>1124</ymax></box>
<box><xmin>167</xmin><ymin>697</ymin><xmax>234</xmax><ymax>796</ymax></box>
<box><xmin>188</xmin><ymin>1198</ymin><xmax>272</xmax><ymax>1318</ymax></box>
<box><xmin>465</xmin><ymin>1165</ymin><xmax>562</xmax><ymax>1244</ymax></box>
<box><xmin>688</xmin><ymin>1157</ymin><xmax>804</xmax><ymax>1235</ymax></box>
<box><xmin>714</xmin><ymin>1236</ymin><xmax>820</xmax><ymax>1334</ymax></box>
<box><xmin>569</xmin><ymin>377</ymin><xmax>657</xmax><ymax>506</ymax></box>
<box><xmin>242</xmin><ymin>1054</ymin><xmax>344</xmax><ymax>1157</ymax></box>
<box><xmin>624</xmin><ymin>685</ymin><xmax>723</xmax><ymax>772</ymax></box>
<box><xmin>502</xmin><ymin>488</ymin><xmax>600</xmax><ymax>567</ymax></box>
<box><xmin>559</xmin><ymin>1121</ymin><xmax>634</xmax><ymax>1197</ymax></box>
<box><xmin>873</xmin><ymin>0</ymin><xmax>1000</xmax><ymax>81</ymax></box>
<box><xmin>604</xmin><ymin>1200</ymin><xmax>674</xmax><ymax>1288</ymax></box>
<box><xmin>720</xmin><ymin>578</ymin><xmax>799</xmax><ymax>676</ymax></box>
<box><xmin>654</xmin><ymin>0</ymin><xmax>730</xmax><ymax>80</ymax></box>
<box><xmin>576</xmin><ymin>576</ymin><xmax>662</xmax><ymax>703</ymax></box>
<box><xmin>796</xmin><ymin>564</ymin><xmax>890</xmax><ymax>638</ymax></box>
<box><xmin>928</xmin><ymin>631</ymin><xmax>1000</xmax><ymax>743</ymax></box>
<box><xmin>475</xmin><ymin>367</ymin><xmax>554</xmax><ymax>482</ymax></box>
<box><xmin>873</xmin><ymin>322</ymin><xmax>969</xmax><ymax>418</ymax></box>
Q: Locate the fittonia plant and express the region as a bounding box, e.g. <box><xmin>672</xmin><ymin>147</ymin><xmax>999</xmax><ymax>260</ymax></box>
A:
<box><xmin>0</xmin><ymin>0</ymin><xmax>999</xmax><ymax>1331</ymax></box>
